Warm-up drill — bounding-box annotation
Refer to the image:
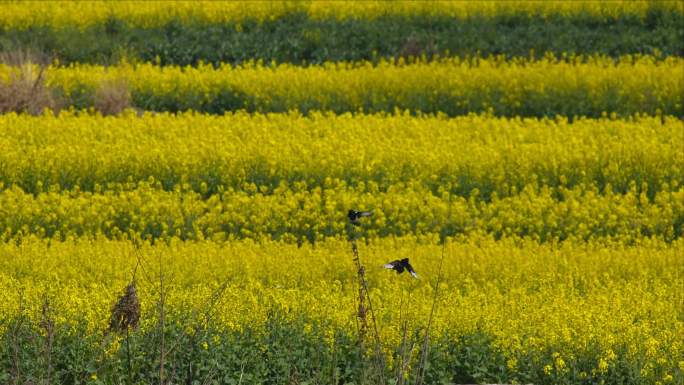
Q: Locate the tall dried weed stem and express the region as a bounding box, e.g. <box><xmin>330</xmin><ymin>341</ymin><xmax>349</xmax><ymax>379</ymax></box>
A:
<box><xmin>348</xmin><ymin>222</ymin><xmax>386</xmax><ymax>384</ymax></box>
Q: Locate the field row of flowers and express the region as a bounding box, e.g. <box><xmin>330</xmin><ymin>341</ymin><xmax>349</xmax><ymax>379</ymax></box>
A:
<box><xmin>1</xmin><ymin>112</ymin><xmax>681</xmax><ymax>197</ymax></box>
<box><xmin>2</xmin><ymin>2</ymin><xmax>682</xmax><ymax>384</ymax></box>
<box><xmin>1</xmin><ymin>236</ymin><xmax>681</xmax><ymax>384</ymax></box>
<box><xmin>1</xmin><ymin>181</ymin><xmax>681</xmax><ymax>242</ymax></box>
<box><xmin>2</xmin><ymin>55</ymin><xmax>681</xmax><ymax>116</ymax></box>
<box><xmin>2</xmin><ymin>1</ymin><xmax>680</xmax><ymax>30</ymax></box>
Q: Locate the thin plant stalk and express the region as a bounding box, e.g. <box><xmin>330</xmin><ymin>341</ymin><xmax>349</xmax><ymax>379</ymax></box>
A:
<box><xmin>348</xmin><ymin>224</ymin><xmax>385</xmax><ymax>385</ymax></box>
<box><xmin>159</xmin><ymin>251</ymin><xmax>166</xmax><ymax>385</ymax></box>
<box><xmin>11</xmin><ymin>289</ymin><xmax>24</xmax><ymax>385</ymax></box>
<box><xmin>40</xmin><ymin>297</ymin><xmax>55</xmax><ymax>385</ymax></box>
<box><xmin>415</xmin><ymin>240</ymin><xmax>447</xmax><ymax>385</ymax></box>
<box><xmin>396</xmin><ymin>285</ymin><xmax>417</xmax><ymax>385</ymax></box>
<box><xmin>396</xmin><ymin>296</ymin><xmax>408</xmax><ymax>385</ymax></box>
<box><xmin>126</xmin><ymin>326</ymin><xmax>133</xmax><ymax>385</ymax></box>
<box><xmin>331</xmin><ymin>336</ymin><xmax>338</xmax><ymax>385</ymax></box>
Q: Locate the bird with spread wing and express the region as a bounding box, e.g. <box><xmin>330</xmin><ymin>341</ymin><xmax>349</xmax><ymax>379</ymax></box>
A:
<box><xmin>383</xmin><ymin>258</ymin><xmax>419</xmax><ymax>279</ymax></box>
<box><xmin>348</xmin><ymin>209</ymin><xmax>373</xmax><ymax>226</ymax></box>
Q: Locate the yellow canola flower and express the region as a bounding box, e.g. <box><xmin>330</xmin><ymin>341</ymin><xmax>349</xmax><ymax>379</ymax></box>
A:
<box><xmin>0</xmin><ymin>176</ymin><xmax>682</xmax><ymax>242</ymax></box>
<box><xmin>1</xmin><ymin>55</ymin><xmax>680</xmax><ymax>117</ymax></box>
<box><xmin>0</xmin><ymin>111</ymin><xmax>680</xmax><ymax>196</ymax></box>
<box><xmin>0</xmin><ymin>235</ymin><xmax>681</xmax><ymax>383</ymax></box>
<box><xmin>0</xmin><ymin>112</ymin><xmax>681</xmax><ymax>242</ymax></box>
<box><xmin>1</xmin><ymin>1</ymin><xmax>680</xmax><ymax>30</ymax></box>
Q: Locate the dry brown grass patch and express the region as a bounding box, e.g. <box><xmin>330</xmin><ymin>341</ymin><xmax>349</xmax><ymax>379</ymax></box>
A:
<box><xmin>0</xmin><ymin>50</ymin><xmax>58</xmax><ymax>115</ymax></box>
<box><xmin>94</xmin><ymin>78</ymin><xmax>131</xmax><ymax>116</ymax></box>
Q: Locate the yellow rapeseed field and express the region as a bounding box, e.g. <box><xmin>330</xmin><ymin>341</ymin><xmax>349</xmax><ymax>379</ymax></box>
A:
<box><xmin>1</xmin><ymin>1</ymin><xmax>680</xmax><ymax>30</ymax></box>
<box><xmin>1</xmin><ymin>111</ymin><xmax>680</xmax><ymax>194</ymax></box>
<box><xmin>0</xmin><ymin>112</ymin><xmax>681</xmax><ymax>242</ymax></box>
<box><xmin>2</xmin><ymin>55</ymin><xmax>682</xmax><ymax>116</ymax></box>
<box><xmin>1</xmin><ymin>2</ymin><xmax>683</xmax><ymax>384</ymax></box>
<box><xmin>0</xmin><ymin>236</ymin><xmax>682</xmax><ymax>383</ymax></box>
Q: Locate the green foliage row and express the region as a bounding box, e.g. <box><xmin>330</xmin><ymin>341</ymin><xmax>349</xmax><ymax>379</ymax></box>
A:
<box><xmin>2</xmin><ymin>11</ymin><xmax>682</xmax><ymax>66</ymax></box>
<box><xmin>3</xmin><ymin>313</ymin><xmax>664</xmax><ymax>385</ymax></box>
<box><xmin>0</xmin><ymin>312</ymin><xmax>366</xmax><ymax>385</ymax></box>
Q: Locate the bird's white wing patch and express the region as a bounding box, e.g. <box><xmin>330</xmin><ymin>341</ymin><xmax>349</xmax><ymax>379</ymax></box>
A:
<box><xmin>410</xmin><ymin>271</ymin><xmax>419</xmax><ymax>279</ymax></box>
<box><xmin>383</xmin><ymin>263</ymin><xmax>395</xmax><ymax>269</ymax></box>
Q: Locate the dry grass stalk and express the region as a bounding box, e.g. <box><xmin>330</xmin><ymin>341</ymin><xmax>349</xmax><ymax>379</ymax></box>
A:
<box><xmin>395</xmin><ymin>291</ymin><xmax>416</xmax><ymax>385</ymax></box>
<box><xmin>353</xmin><ymin>242</ymin><xmax>368</xmax><ymax>345</ymax></box>
<box><xmin>157</xmin><ymin>249</ymin><xmax>166</xmax><ymax>385</ymax></box>
<box><xmin>398</xmin><ymin>331</ymin><xmax>416</xmax><ymax>385</ymax></box>
<box><xmin>94</xmin><ymin>78</ymin><xmax>131</xmax><ymax>116</ymax></box>
<box><xmin>0</xmin><ymin>49</ymin><xmax>58</xmax><ymax>115</ymax></box>
<box><xmin>415</xmin><ymin>241</ymin><xmax>447</xmax><ymax>385</ymax></box>
<box><xmin>399</xmin><ymin>37</ymin><xmax>423</xmax><ymax>59</ymax></box>
<box><xmin>348</xmin><ymin>225</ymin><xmax>385</xmax><ymax>384</ymax></box>
<box><xmin>40</xmin><ymin>297</ymin><xmax>55</xmax><ymax>385</ymax></box>
<box><xmin>10</xmin><ymin>289</ymin><xmax>25</xmax><ymax>385</ymax></box>
<box><xmin>108</xmin><ymin>282</ymin><xmax>141</xmax><ymax>334</ymax></box>
<box><xmin>395</xmin><ymin>319</ymin><xmax>409</xmax><ymax>385</ymax></box>
<box><xmin>0</xmin><ymin>64</ymin><xmax>57</xmax><ymax>115</ymax></box>
<box><xmin>330</xmin><ymin>336</ymin><xmax>338</xmax><ymax>385</ymax></box>
<box><xmin>0</xmin><ymin>49</ymin><xmax>50</xmax><ymax>67</ymax></box>
<box><xmin>398</xmin><ymin>36</ymin><xmax>436</xmax><ymax>62</ymax></box>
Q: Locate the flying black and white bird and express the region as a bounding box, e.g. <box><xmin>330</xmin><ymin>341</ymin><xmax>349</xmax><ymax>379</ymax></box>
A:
<box><xmin>348</xmin><ymin>209</ymin><xmax>373</xmax><ymax>226</ymax></box>
<box><xmin>383</xmin><ymin>258</ymin><xmax>419</xmax><ymax>279</ymax></box>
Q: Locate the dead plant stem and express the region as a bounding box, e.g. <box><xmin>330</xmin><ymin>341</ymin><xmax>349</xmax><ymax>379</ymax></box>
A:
<box><xmin>415</xmin><ymin>240</ymin><xmax>447</xmax><ymax>385</ymax></box>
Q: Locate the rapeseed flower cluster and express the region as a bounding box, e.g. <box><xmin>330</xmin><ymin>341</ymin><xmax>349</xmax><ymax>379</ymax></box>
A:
<box><xmin>1</xmin><ymin>55</ymin><xmax>680</xmax><ymax>116</ymax></box>
<box><xmin>0</xmin><ymin>2</ymin><xmax>682</xmax><ymax>383</ymax></box>
<box><xmin>0</xmin><ymin>111</ymin><xmax>680</xmax><ymax>196</ymax></box>
<box><xmin>0</xmin><ymin>112</ymin><xmax>680</xmax><ymax>242</ymax></box>
<box><xmin>1</xmin><ymin>1</ymin><xmax>679</xmax><ymax>30</ymax></box>
<box><xmin>0</xmin><ymin>236</ymin><xmax>681</xmax><ymax>383</ymax></box>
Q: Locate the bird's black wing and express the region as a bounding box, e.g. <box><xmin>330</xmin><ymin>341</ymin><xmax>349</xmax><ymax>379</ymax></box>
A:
<box><xmin>382</xmin><ymin>260</ymin><xmax>403</xmax><ymax>272</ymax></box>
<box><xmin>405</xmin><ymin>262</ymin><xmax>419</xmax><ymax>279</ymax></box>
